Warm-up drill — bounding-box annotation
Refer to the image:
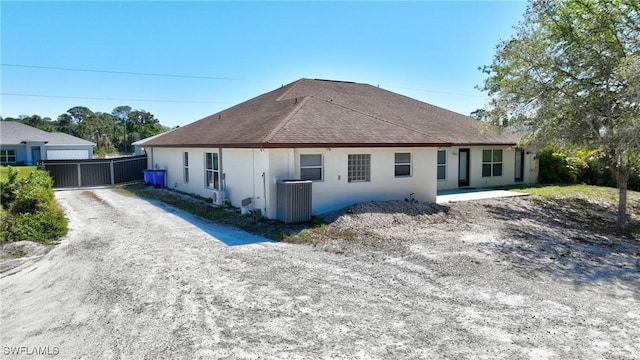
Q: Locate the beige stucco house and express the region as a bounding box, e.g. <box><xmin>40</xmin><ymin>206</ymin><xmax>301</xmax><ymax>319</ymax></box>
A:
<box><xmin>139</xmin><ymin>79</ymin><xmax>538</xmax><ymax>219</ymax></box>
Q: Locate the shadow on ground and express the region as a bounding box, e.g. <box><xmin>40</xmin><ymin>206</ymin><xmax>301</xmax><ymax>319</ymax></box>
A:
<box><xmin>130</xmin><ymin>196</ymin><xmax>277</xmax><ymax>247</ymax></box>
<box><xmin>483</xmin><ymin>198</ymin><xmax>640</xmax><ymax>292</ymax></box>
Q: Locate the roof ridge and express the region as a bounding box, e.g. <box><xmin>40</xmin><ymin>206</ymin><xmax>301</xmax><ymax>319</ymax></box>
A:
<box><xmin>262</xmin><ymin>96</ymin><xmax>311</xmax><ymax>145</ymax></box>
<box><xmin>317</xmin><ymin>97</ymin><xmax>449</xmax><ymax>144</ymax></box>
<box><xmin>369</xmin><ymin>83</ymin><xmax>475</xmax><ymax>119</ymax></box>
<box><xmin>275</xmin><ymin>79</ymin><xmax>307</xmax><ymax>102</ymax></box>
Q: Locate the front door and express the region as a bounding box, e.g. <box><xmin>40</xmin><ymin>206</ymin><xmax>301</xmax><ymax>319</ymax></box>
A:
<box><xmin>458</xmin><ymin>148</ymin><xmax>470</xmax><ymax>187</ymax></box>
<box><xmin>31</xmin><ymin>148</ymin><xmax>41</xmax><ymax>165</ymax></box>
<box><xmin>515</xmin><ymin>149</ymin><xmax>525</xmax><ymax>183</ymax></box>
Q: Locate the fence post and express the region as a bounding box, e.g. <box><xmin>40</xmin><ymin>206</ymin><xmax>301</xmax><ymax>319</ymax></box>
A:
<box><xmin>77</xmin><ymin>163</ymin><xmax>82</xmax><ymax>187</ymax></box>
<box><xmin>110</xmin><ymin>159</ymin><xmax>115</xmax><ymax>185</ymax></box>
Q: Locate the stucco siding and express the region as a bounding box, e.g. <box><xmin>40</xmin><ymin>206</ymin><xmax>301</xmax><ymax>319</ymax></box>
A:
<box><xmin>147</xmin><ymin>147</ymin><xmax>276</xmax><ymax>218</ymax></box>
<box><xmin>435</xmin><ymin>147</ymin><xmax>459</xmax><ymax>190</ymax></box>
<box><xmin>225</xmin><ymin>148</ymin><xmax>271</xmax><ymax>218</ymax></box>
<box><xmin>437</xmin><ymin>146</ymin><xmax>538</xmax><ymax>190</ymax></box>
<box><xmin>286</xmin><ymin>147</ymin><xmax>437</xmax><ymax>215</ymax></box>
<box><xmin>0</xmin><ymin>145</ymin><xmax>26</xmax><ymax>164</ymax></box>
<box><xmin>265</xmin><ymin>148</ymin><xmax>293</xmax><ymax>219</ymax></box>
<box><xmin>149</xmin><ymin>147</ymin><xmax>220</xmax><ymax>200</ymax></box>
<box><xmin>147</xmin><ymin>145</ymin><xmax>537</xmax><ymax>220</ymax></box>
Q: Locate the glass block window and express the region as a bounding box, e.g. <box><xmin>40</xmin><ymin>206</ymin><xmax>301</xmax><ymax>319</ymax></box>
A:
<box><xmin>348</xmin><ymin>154</ymin><xmax>371</xmax><ymax>183</ymax></box>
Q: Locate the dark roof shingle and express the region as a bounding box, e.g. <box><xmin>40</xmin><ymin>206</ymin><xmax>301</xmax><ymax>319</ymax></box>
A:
<box><xmin>143</xmin><ymin>79</ymin><xmax>519</xmax><ymax>148</ymax></box>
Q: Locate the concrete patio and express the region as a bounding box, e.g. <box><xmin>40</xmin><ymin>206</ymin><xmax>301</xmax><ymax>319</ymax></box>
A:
<box><xmin>436</xmin><ymin>188</ymin><xmax>529</xmax><ymax>204</ymax></box>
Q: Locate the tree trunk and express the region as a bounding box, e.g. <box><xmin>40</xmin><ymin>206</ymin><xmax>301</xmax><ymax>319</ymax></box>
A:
<box><xmin>617</xmin><ymin>169</ymin><xmax>629</xmax><ymax>234</ymax></box>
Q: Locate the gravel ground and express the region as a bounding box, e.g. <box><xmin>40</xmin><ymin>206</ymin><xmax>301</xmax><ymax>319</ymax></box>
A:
<box><xmin>1</xmin><ymin>188</ymin><xmax>639</xmax><ymax>359</ymax></box>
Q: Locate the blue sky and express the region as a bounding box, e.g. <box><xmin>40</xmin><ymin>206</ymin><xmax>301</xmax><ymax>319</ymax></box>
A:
<box><xmin>1</xmin><ymin>1</ymin><xmax>527</xmax><ymax>128</ymax></box>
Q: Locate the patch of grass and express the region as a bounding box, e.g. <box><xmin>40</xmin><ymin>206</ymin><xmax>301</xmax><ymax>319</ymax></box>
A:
<box><xmin>283</xmin><ymin>223</ymin><xmax>360</xmax><ymax>246</ymax></box>
<box><xmin>0</xmin><ymin>166</ymin><xmax>36</xmax><ymax>182</ymax></box>
<box><xmin>505</xmin><ymin>183</ymin><xmax>639</xmax><ymax>202</ymax></box>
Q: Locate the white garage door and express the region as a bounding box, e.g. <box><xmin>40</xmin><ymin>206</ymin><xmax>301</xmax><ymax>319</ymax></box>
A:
<box><xmin>46</xmin><ymin>150</ymin><xmax>90</xmax><ymax>160</ymax></box>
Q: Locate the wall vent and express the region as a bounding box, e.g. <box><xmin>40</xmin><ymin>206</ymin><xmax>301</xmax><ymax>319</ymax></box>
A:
<box><xmin>276</xmin><ymin>180</ymin><xmax>312</xmax><ymax>224</ymax></box>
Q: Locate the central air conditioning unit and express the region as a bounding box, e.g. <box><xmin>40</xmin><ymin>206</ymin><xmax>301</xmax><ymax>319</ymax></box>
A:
<box><xmin>276</xmin><ymin>180</ymin><xmax>312</xmax><ymax>224</ymax></box>
<box><xmin>212</xmin><ymin>190</ymin><xmax>226</xmax><ymax>206</ymax></box>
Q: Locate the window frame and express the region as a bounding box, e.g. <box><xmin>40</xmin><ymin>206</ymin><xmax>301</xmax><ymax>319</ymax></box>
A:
<box><xmin>183</xmin><ymin>152</ymin><xmax>189</xmax><ymax>183</ymax></box>
<box><xmin>299</xmin><ymin>154</ymin><xmax>323</xmax><ymax>181</ymax></box>
<box><xmin>394</xmin><ymin>152</ymin><xmax>412</xmax><ymax>178</ymax></box>
<box><xmin>204</xmin><ymin>152</ymin><xmax>220</xmax><ymax>189</ymax></box>
<box><xmin>437</xmin><ymin>149</ymin><xmax>447</xmax><ymax>180</ymax></box>
<box><xmin>482</xmin><ymin>149</ymin><xmax>503</xmax><ymax>177</ymax></box>
<box><xmin>0</xmin><ymin>150</ymin><xmax>16</xmax><ymax>164</ymax></box>
<box><xmin>348</xmin><ymin>154</ymin><xmax>371</xmax><ymax>183</ymax></box>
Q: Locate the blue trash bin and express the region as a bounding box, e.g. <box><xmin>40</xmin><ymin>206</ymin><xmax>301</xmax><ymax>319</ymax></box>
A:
<box><xmin>143</xmin><ymin>170</ymin><xmax>154</xmax><ymax>186</ymax></box>
<box><xmin>152</xmin><ymin>170</ymin><xmax>166</xmax><ymax>188</ymax></box>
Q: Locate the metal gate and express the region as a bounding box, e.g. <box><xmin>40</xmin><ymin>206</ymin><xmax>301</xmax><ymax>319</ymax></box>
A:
<box><xmin>40</xmin><ymin>156</ymin><xmax>148</xmax><ymax>188</ymax></box>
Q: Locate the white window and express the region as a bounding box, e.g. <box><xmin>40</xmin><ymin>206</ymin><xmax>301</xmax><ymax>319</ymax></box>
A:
<box><xmin>300</xmin><ymin>154</ymin><xmax>323</xmax><ymax>181</ymax></box>
<box><xmin>348</xmin><ymin>154</ymin><xmax>370</xmax><ymax>183</ymax></box>
<box><xmin>0</xmin><ymin>150</ymin><xmax>16</xmax><ymax>164</ymax></box>
<box><xmin>482</xmin><ymin>149</ymin><xmax>503</xmax><ymax>177</ymax></box>
<box><xmin>394</xmin><ymin>152</ymin><xmax>412</xmax><ymax>177</ymax></box>
<box><xmin>205</xmin><ymin>152</ymin><xmax>220</xmax><ymax>189</ymax></box>
<box><xmin>183</xmin><ymin>152</ymin><xmax>189</xmax><ymax>183</ymax></box>
<box><xmin>437</xmin><ymin>150</ymin><xmax>446</xmax><ymax>180</ymax></box>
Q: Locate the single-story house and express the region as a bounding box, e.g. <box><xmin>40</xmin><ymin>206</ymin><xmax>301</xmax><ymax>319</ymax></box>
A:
<box><xmin>139</xmin><ymin>79</ymin><xmax>538</xmax><ymax>219</ymax></box>
<box><xmin>0</xmin><ymin>121</ymin><xmax>95</xmax><ymax>165</ymax></box>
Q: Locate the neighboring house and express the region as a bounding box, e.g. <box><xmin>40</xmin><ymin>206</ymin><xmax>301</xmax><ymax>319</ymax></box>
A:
<box><xmin>0</xmin><ymin>121</ymin><xmax>95</xmax><ymax>165</ymax></box>
<box><xmin>139</xmin><ymin>79</ymin><xmax>538</xmax><ymax>219</ymax></box>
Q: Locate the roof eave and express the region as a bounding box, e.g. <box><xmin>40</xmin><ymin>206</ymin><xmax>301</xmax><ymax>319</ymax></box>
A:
<box><xmin>142</xmin><ymin>141</ymin><xmax>453</xmax><ymax>149</ymax></box>
<box><xmin>452</xmin><ymin>142</ymin><xmax>519</xmax><ymax>147</ymax></box>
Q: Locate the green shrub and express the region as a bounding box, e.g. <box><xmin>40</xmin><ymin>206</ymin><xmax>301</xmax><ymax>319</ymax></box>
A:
<box><xmin>538</xmin><ymin>146</ymin><xmax>639</xmax><ymax>191</ymax></box>
<box><xmin>0</xmin><ymin>167</ymin><xmax>20</xmax><ymax>208</ymax></box>
<box><xmin>0</xmin><ymin>168</ymin><xmax>67</xmax><ymax>244</ymax></box>
<box><xmin>1</xmin><ymin>205</ymin><xmax>67</xmax><ymax>243</ymax></box>
<box><xmin>537</xmin><ymin>147</ymin><xmax>581</xmax><ymax>183</ymax></box>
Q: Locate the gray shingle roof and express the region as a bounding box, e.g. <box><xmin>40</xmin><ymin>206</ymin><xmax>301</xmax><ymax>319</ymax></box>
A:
<box><xmin>0</xmin><ymin>121</ymin><xmax>95</xmax><ymax>146</ymax></box>
<box><xmin>143</xmin><ymin>79</ymin><xmax>520</xmax><ymax>148</ymax></box>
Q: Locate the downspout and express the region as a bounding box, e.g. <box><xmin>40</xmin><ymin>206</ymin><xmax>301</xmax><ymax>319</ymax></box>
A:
<box><xmin>252</xmin><ymin>150</ymin><xmax>256</xmax><ymax>208</ymax></box>
<box><xmin>218</xmin><ymin>147</ymin><xmax>225</xmax><ymax>190</ymax></box>
<box><xmin>262</xmin><ymin>172</ymin><xmax>267</xmax><ymax>216</ymax></box>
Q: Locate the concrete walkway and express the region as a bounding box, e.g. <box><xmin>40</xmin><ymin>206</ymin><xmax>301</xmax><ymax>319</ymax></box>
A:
<box><xmin>436</xmin><ymin>188</ymin><xmax>529</xmax><ymax>204</ymax></box>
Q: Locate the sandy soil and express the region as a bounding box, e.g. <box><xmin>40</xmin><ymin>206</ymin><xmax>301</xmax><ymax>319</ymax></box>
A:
<box><xmin>1</xmin><ymin>188</ymin><xmax>639</xmax><ymax>359</ymax></box>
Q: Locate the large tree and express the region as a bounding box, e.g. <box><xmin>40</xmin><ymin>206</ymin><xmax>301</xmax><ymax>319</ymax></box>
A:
<box><xmin>112</xmin><ymin>106</ymin><xmax>132</xmax><ymax>152</ymax></box>
<box><xmin>481</xmin><ymin>0</ymin><xmax>640</xmax><ymax>232</ymax></box>
<box><xmin>127</xmin><ymin>109</ymin><xmax>164</xmax><ymax>141</ymax></box>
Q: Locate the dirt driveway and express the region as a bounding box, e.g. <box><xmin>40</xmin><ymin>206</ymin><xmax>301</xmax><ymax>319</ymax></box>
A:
<box><xmin>1</xmin><ymin>188</ymin><xmax>639</xmax><ymax>359</ymax></box>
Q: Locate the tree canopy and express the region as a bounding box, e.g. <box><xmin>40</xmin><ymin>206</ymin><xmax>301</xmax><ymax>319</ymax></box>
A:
<box><xmin>2</xmin><ymin>106</ymin><xmax>169</xmax><ymax>156</ymax></box>
<box><xmin>481</xmin><ymin>0</ymin><xmax>640</xmax><ymax>232</ymax></box>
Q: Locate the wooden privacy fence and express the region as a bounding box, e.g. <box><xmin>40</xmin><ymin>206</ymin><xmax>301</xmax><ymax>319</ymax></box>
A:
<box><xmin>40</xmin><ymin>156</ymin><xmax>148</xmax><ymax>188</ymax></box>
